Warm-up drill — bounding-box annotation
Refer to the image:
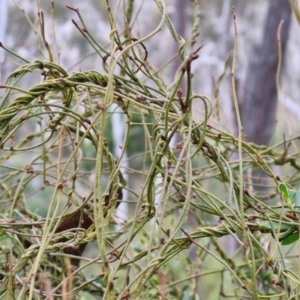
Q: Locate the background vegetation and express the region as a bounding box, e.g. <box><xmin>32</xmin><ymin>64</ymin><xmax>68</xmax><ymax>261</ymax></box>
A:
<box><xmin>1</xmin><ymin>0</ymin><xmax>300</xmax><ymax>299</ymax></box>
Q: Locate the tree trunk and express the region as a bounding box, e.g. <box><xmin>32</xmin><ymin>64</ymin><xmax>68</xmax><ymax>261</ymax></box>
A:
<box><xmin>240</xmin><ymin>0</ymin><xmax>291</xmax><ymax>145</ymax></box>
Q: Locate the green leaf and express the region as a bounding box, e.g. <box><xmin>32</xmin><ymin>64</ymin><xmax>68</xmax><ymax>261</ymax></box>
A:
<box><xmin>278</xmin><ymin>183</ymin><xmax>289</xmax><ymax>200</ymax></box>
<box><xmin>279</xmin><ymin>227</ymin><xmax>296</xmax><ymax>241</ymax></box>
<box><xmin>278</xmin><ymin>183</ymin><xmax>292</xmax><ymax>208</ymax></box>
<box><xmin>281</xmin><ymin>232</ymin><xmax>299</xmax><ymax>246</ymax></box>
<box><xmin>133</xmin><ymin>247</ymin><xmax>142</xmax><ymax>253</ymax></box>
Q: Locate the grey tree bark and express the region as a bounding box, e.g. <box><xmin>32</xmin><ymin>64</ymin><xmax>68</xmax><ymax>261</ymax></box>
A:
<box><xmin>240</xmin><ymin>0</ymin><xmax>292</xmax><ymax>146</ymax></box>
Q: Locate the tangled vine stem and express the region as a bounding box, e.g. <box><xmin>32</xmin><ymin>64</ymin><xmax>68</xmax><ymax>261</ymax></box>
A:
<box><xmin>1</xmin><ymin>1</ymin><xmax>300</xmax><ymax>300</ymax></box>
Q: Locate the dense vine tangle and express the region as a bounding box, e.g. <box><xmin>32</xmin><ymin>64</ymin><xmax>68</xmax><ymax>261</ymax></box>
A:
<box><xmin>0</xmin><ymin>61</ymin><xmax>175</xmax><ymax>146</ymax></box>
<box><xmin>0</xmin><ymin>26</ymin><xmax>292</xmax><ymax>298</ymax></box>
<box><xmin>0</xmin><ymin>53</ymin><xmax>280</xmax><ymax>204</ymax></box>
<box><xmin>0</xmin><ymin>57</ymin><xmax>273</xmax><ymax>223</ymax></box>
<box><xmin>0</xmin><ymin>54</ymin><xmax>296</xmax><ymax>298</ymax></box>
<box><xmin>1</xmin><ymin>0</ymin><xmax>299</xmax><ymax>297</ymax></box>
<box><xmin>0</xmin><ymin>61</ymin><xmax>109</xmax><ymax>146</ymax></box>
<box><xmin>0</xmin><ymin>60</ymin><xmax>128</xmax><ymax>290</ymax></box>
